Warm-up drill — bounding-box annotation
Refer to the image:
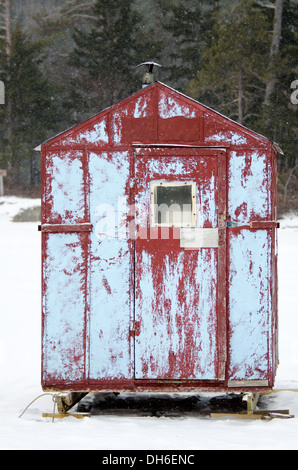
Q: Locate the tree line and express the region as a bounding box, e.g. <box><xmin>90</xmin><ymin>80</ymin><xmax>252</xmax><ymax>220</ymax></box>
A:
<box><xmin>0</xmin><ymin>0</ymin><xmax>297</xmax><ymax>209</ymax></box>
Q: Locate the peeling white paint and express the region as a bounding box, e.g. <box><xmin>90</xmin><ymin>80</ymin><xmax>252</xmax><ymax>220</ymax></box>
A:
<box><xmin>135</xmin><ymin>250</ymin><xmax>218</xmax><ymax>380</ymax></box>
<box><xmin>58</xmin><ymin>119</ymin><xmax>109</xmax><ymax>146</ymax></box>
<box><xmin>88</xmin><ymin>150</ymin><xmax>132</xmax><ymax>380</ymax></box>
<box><xmin>231</xmin><ymin>133</ymin><xmax>247</xmax><ymax>146</ymax></box>
<box><xmin>205</xmin><ymin>132</ymin><xmax>227</xmax><ymax>143</ymax></box>
<box><xmin>205</xmin><ymin>131</ymin><xmax>247</xmax><ymax>145</ymax></box>
<box><xmin>79</xmin><ymin>120</ymin><xmax>109</xmax><ymax>144</ymax></box>
<box><xmin>111</xmin><ymin>108</ymin><xmax>128</xmax><ymax>144</ymax></box>
<box><xmin>48</xmin><ymin>151</ymin><xmax>85</xmax><ymax>223</ymax></box>
<box><xmin>147</xmin><ymin>159</ymin><xmax>191</xmax><ymax>177</ymax></box>
<box><xmin>43</xmin><ymin>233</ymin><xmax>86</xmax><ymax>382</ymax></box>
<box><xmin>159</xmin><ymin>92</ymin><xmax>196</xmax><ymax>118</ymax></box>
<box><xmin>134</xmin><ymin>153</ymin><xmax>219</xmax><ymax>380</ymax></box>
<box><xmin>228</xmin><ymin>151</ymin><xmax>271</xmax><ymax>223</ymax></box>
<box><xmin>134</xmin><ymin>96</ymin><xmax>149</xmax><ymax>118</ymax></box>
<box><xmin>228</xmin><ymin>230</ymin><xmax>272</xmax><ymax>380</ymax></box>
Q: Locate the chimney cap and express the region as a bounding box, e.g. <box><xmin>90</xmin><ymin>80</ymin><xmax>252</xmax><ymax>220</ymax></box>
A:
<box><xmin>136</xmin><ymin>62</ymin><xmax>162</xmax><ymax>70</ymax></box>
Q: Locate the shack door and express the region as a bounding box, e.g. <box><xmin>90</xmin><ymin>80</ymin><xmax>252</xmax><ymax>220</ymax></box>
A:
<box><xmin>134</xmin><ymin>147</ymin><xmax>227</xmax><ymax>381</ymax></box>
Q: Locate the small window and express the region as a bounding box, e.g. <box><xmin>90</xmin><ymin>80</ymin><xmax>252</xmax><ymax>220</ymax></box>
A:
<box><xmin>151</xmin><ymin>182</ymin><xmax>196</xmax><ymax>227</ymax></box>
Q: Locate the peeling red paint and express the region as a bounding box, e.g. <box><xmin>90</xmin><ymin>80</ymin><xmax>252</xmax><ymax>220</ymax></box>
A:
<box><xmin>102</xmin><ymin>276</ymin><xmax>112</xmax><ymax>295</ymax></box>
<box><xmin>40</xmin><ymin>81</ymin><xmax>278</xmax><ymax>394</ymax></box>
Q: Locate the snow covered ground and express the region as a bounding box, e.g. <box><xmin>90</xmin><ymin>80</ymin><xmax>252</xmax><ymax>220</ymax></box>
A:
<box><xmin>0</xmin><ymin>196</ymin><xmax>298</xmax><ymax>450</ymax></box>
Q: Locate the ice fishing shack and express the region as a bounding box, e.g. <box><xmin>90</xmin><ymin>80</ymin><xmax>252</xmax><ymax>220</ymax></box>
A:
<box><xmin>39</xmin><ymin>63</ymin><xmax>279</xmax><ymax>402</ymax></box>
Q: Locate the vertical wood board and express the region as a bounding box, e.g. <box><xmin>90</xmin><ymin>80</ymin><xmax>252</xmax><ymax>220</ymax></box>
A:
<box><xmin>42</xmin><ymin>232</ymin><xmax>87</xmax><ymax>383</ymax></box>
<box><xmin>228</xmin><ymin>229</ymin><xmax>272</xmax><ymax>381</ymax></box>
<box><xmin>88</xmin><ymin>151</ymin><xmax>132</xmax><ymax>381</ymax></box>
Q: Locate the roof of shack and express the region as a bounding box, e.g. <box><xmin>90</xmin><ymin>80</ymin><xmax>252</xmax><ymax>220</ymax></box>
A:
<box><xmin>36</xmin><ymin>81</ymin><xmax>282</xmax><ymax>153</ymax></box>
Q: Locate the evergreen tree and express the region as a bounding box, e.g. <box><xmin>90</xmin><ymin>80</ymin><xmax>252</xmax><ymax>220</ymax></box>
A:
<box><xmin>259</xmin><ymin>0</ymin><xmax>298</xmax><ymax>209</ymax></box>
<box><xmin>258</xmin><ymin>0</ymin><xmax>298</xmax><ymax>171</ymax></box>
<box><xmin>185</xmin><ymin>0</ymin><xmax>297</xmax><ymax>207</ymax></box>
<box><xmin>0</xmin><ymin>26</ymin><xmax>61</xmax><ymax>186</ymax></box>
<box><xmin>185</xmin><ymin>0</ymin><xmax>271</xmax><ymax>126</ymax></box>
<box><xmin>68</xmin><ymin>0</ymin><xmax>161</xmax><ymax>119</ymax></box>
<box><xmin>157</xmin><ymin>0</ymin><xmax>220</xmax><ymax>91</ymax></box>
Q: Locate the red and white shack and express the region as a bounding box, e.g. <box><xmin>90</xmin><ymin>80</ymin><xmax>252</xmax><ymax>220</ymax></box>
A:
<box><xmin>39</xmin><ymin>74</ymin><xmax>279</xmax><ymax>397</ymax></box>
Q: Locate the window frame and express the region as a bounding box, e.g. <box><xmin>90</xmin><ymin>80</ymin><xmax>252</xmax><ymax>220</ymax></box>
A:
<box><xmin>150</xmin><ymin>181</ymin><xmax>196</xmax><ymax>228</ymax></box>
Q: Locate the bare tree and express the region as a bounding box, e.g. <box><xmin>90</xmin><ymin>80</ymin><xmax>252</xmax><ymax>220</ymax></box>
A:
<box><xmin>40</xmin><ymin>1</ymin><xmax>96</xmax><ymax>22</ymax></box>
<box><xmin>0</xmin><ymin>0</ymin><xmax>11</xmax><ymax>55</ymax></box>
<box><xmin>284</xmin><ymin>163</ymin><xmax>298</xmax><ymax>205</ymax></box>
<box><xmin>263</xmin><ymin>0</ymin><xmax>284</xmax><ymax>106</ymax></box>
<box><xmin>0</xmin><ymin>0</ymin><xmax>13</xmax><ymax>178</ymax></box>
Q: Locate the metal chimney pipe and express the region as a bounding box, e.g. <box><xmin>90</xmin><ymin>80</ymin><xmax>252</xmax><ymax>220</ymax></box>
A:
<box><xmin>137</xmin><ymin>62</ymin><xmax>162</xmax><ymax>88</ymax></box>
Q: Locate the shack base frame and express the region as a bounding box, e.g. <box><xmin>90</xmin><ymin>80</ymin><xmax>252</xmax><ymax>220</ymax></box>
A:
<box><xmin>42</xmin><ymin>390</ymin><xmax>294</xmax><ymax>421</ymax></box>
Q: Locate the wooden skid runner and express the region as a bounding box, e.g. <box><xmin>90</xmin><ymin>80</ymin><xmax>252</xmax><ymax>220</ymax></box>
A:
<box><xmin>42</xmin><ymin>410</ymin><xmax>294</xmax><ymax>421</ymax></box>
<box><xmin>42</xmin><ymin>412</ymin><xmax>91</xmax><ymax>420</ymax></box>
<box><xmin>211</xmin><ymin>410</ymin><xmax>294</xmax><ymax>420</ymax></box>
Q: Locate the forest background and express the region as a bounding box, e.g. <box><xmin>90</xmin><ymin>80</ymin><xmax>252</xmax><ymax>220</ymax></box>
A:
<box><xmin>0</xmin><ymin>0</ymin><xmax>297</xmax><ymax>213</ymax></box>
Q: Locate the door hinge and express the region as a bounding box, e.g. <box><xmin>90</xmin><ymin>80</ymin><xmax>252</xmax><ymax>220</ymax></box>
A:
<box><xmin>226</xmin><ymin>220</ymin><xmax>241</xmax><ymax>228</ymax></box>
